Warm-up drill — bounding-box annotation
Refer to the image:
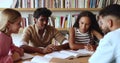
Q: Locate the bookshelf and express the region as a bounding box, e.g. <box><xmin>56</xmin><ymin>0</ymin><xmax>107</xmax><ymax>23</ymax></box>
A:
<box><xmin>0</xmin><ymin>0</ymin><xmax>119</xmax><ymax>47</ymax></box>
<box><xmin>0</xmin><ymin>8</ymin><xmax>101</xmax><ymax>31</ymax></box>
<box><xmin>0</xmin><ymin>7</ymin><xmax>102</xmax><ymax>31</ymax></box>
<box><xmin>0</xmin><ymin>8</ymin><xmax>102</xmax><ymax>12</ymax></box>
<box><xmin>1</xmin><ymin>0</ymin><xmax>119</xmax><ymax>31</ymax></box>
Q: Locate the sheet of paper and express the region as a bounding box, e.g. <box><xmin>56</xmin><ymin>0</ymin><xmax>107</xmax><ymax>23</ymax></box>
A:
<box><xmin>21</xmin><ymin>53</ymin><xmax>34</xmax><ymax>60</ymax></box>
<box><xmin>44</xmin><ymin>52</ymin><xmax>74</xmax><ymax>59</ymax></box>
<box><xmin>22</xmin><ymin>61</ymin><xmax>35</xmax><ymax>63</ymax></box>
<box><xmin>77</xmin><ymin>49</ymin><xmax>94</xmax><ymax>55</ymax></box>
<box><xmin>31</xmin><ymin>55</ymin><xmax>51</xmax><ymax>63</ymax></box>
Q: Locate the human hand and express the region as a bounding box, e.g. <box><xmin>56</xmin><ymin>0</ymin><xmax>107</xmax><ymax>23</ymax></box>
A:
<box><xmin>43</xmin><ymin>44</ymin><xmax>61</xmax><ymax>54</ymax></box>
<box><xmin>84</xmin><ymin>43</ymin><xmax>94</xmax><ymax>51</ymax></box>
<box><xmin>12</xmin><ymin>52</ymin><xmax>21</xmax><ymax>61</ymax></box>
<box><xmin>48</xmin><ymin>44</ymin><xmax>62</xmax><ymax>51</ymax></box>
<box><xmin>13</xmin><ymin>46</ymin><xmax>24</xmax><ymax>56</ymax></box>
<box><xmin>43</xmin><ymin>44</ymin><xmax>54</xmax><ymax>54</ymax></box>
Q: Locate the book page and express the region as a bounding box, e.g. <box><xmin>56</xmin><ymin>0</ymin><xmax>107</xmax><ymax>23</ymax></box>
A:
<box><xmin>60</xmin><ymin>50</ymin><xmax>79</xmax><ymax>57</ymax></box>
<box><xmin>31</xmin><ymin>55</ymin><xmax>51</xmax><ymax>63</ymax></box>
<box><xmin>23</xmin><ymin>49</ymin><xmax>92</xmax><ymax>63</ymax></box>
<box><xmin>77</xmin><ymin>49</ymin><xmax>94</xmax><ymax>55</ymax></box>
<box><xmin>60</xmin><ymin>49</ymin><xmax>94</xmax><ymax>58</ymax></box>
<box><xmin>44</xmin><ymin>52</ymin><xmax>74</xmax><ymax>59</ymax></box>
<box><xmin>21</xmin><ymin>53</ymin><xmax>34</xmax><ymax>60</ymax></box>
<box><xmin>23</xmin><ymin>61</ymin><xmax>35</xmax><ymax>63</ymax></box>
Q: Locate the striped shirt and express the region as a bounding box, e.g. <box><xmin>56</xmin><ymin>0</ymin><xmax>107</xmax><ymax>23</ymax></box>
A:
<box><xmin>21</xmin><ymin>24</ymin><xmax>66</xmax><ymax>47</ymax></box>
<box><xmin>75</xmin><ymin>28</ymin><xmax>91</xmax><ymax>44</ymax></box>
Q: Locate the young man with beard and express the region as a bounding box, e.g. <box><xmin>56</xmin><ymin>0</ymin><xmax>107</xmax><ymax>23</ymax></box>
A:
<box><xmin>89</xmin><ymin>4</ymin><xmax>120</xmax><ymax>63</ymax></box>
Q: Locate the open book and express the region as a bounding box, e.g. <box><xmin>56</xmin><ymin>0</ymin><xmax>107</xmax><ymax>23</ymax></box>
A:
<box><xmin>44</xmin><ymin>49</ymin><xmax>94</xmax><ymax>59</ymax></box>
<box><xmin>23</xmin><ymin>49</ymin><xmax>93</xmax><ymax>63</ymax></box>
<box><xmin>44</xmin><ymin>52</ymin><xmax>74</xmax><ymax>59</ymax></box>
<box><xmin>23</xmin><ymin>55</ymin><xmax>51</xmax><ymax>63</ymax></box>
<box><xmin>59</xmin><ymin>50</ymin><xmax>92</xmax><ymax>58</ymax></box>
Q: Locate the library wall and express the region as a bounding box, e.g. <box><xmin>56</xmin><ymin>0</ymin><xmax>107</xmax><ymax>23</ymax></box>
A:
<box><xmin>0</xmin><ymin>0</ymin><xmax>119</xmax><ymax>46</ymax></box>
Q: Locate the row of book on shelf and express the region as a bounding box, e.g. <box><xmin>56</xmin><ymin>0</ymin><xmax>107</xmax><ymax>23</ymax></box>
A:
<box><xmin>22</xmin><ymin>49</ymin><xmax>94</xmax><ymax>63</ymax></box>
<box><xmin>21</xmin><ymin>14</ymin><xmax>78</xmax><ymax>29</ymax></box>
<box><xmin>11</xmin><ymin>0</ymin><xmax>120</xmax><ymax>8</ymax></box>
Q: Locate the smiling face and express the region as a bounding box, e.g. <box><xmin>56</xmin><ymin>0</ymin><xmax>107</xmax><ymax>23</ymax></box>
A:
<box><xmin>35</xmin><ymin>16</ymin><xmax>48</xmax><ymax>30</ymax></box>
<box><xmin>7</xmin><ymin>17</ymin><xmax>22</xmax><ymax>34</ymax></box>
<box><xmin>79</xmin><ymin>16</ymin><xmax>91</xmax><ymax>33</ymax></box>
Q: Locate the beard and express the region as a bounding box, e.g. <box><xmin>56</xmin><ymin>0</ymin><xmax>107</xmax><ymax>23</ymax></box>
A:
<box><xmin>102</xmin><ymin>27</ymin><xmax>110</xmax><ymax>34</ymax></box>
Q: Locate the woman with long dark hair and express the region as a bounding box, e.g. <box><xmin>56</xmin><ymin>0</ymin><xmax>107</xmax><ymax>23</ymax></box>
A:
<box><xmin>69</xmin><ymin>11</ymin><xmax>103</xmax><ymax>51</ymax></box>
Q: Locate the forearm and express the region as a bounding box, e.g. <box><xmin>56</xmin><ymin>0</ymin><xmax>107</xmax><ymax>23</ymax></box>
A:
<box><xmin>58</xmin><ymin>43</ymin><xmax>70</xmax><ymax>50</ymax></box>
<box><xmin>91</xmin><ymin>45</ymin><xmax>97</xmax><ymax>51</ymax></box>
<box><xmin>20</xmin><ymin>45</ymin><xmax>44</xmax><ymax>54</ymax></box>
<box><xmin>12</xmin><ymin>52</ymin><xmax>21</xmax><ymax>62</ymax></box>
<box><xmin>69</xmin><ymin>42</ymin><xmax>86</xmax><ymax>50</ymax></box>
<box><xmin>11</xmin><ymin>45</ymin><xmax>24</xmax><ymax>56</ymax></box>
<box><xmin>45</xmin><ymin>43</ymin><xmax>69</xmax><ymax>52</ymax></box>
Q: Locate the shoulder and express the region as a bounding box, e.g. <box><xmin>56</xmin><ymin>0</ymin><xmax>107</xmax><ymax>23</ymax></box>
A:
<box><xmin>23</xmin><ymin>25</ymin><xmax>36</xmax><ymax>34</ymax></box>
<box><xmin>91</xmin><ymin>29</ymin><xmax>103</xmax><ymax>39</ymax></box>
<box><xmin>105</xmin><ymin>29</ymin><xmax>120</xmax><ymax>39</ymax></box>
<box><xmin>0</xmin><ymin>32</ymin><xmax>9</xmax><ymax>38</ymax></box>
<box><xmin>46</xmin><ymin>25</ymin><xmax>55</xmax><ymax>29</ymax></box>
<box><xmin>26</xmin><ymin>25</ymin><xmax>35</xmax><ymax>30</ymax></box>
<box><xmin>69</xmin><ymin>27</ymin><xmax>76</xmax><ymax>35</ymax></box>
<box><xmin>101</xmin><ymin>29</ymin><xmax>120</xmax><ymax>45</ymax></box>
<box><xmin>69</xmin><ymin>27</ymin><xmax>75</xmax><ymax>32</ymax></box>
<box><xmin>0</xmin><ymin>32</ymin><xmax>12</xmax><ymax>41</ymax></box>
<box><xmin>24</xmin><ymin>25</ymin><xmax>35</xmax><ymax>31</ymax></box>
<box><xmin>0</xmin><ymin>32</ymin><xmax>4</xmax><ymax>38</ymax></box>
<box><xmin>46</xmin><ymin>25</ymin><xmax>58</xmax><ymax>31</ymax></box>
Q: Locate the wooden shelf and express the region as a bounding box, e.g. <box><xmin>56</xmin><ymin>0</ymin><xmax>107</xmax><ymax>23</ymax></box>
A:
<box><xmin>0</xmin><ymin>8</ymin><xmax>102</xmax><ymax>12</ymax></box>
<box><xmin>18</xmin><ymin>28</ymin><xmax>69</xmax><ymax>33</ymax></box>
<box><xmin>0</xmin><ymin>8</ymin><xmax>100</xmax><ymax>32</ymax></box>
<box><xmin>57</xmin><ymin>28</ymin><xmax>69</xmax><ymax>31</ymax></box>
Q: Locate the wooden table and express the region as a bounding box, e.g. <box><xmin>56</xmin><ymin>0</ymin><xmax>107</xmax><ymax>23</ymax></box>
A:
<box><xmin>50</xmin><ymin>56</ymin><xmax>89</xmax><ymax>63</ymax></box>
<box><xmin>16</xmin><ymin>53</ymin><xmax>89</xmax><ymax>63</ymax></box>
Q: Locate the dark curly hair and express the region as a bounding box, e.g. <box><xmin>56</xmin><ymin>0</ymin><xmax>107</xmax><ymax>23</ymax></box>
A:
<box><xmin>99</xmin><ymin>4</ymin><xmax>120</xmax><ymax>19</ymax></box>
<box><xmin>33</xmin><ymin>7</ymin><xmax>52</xmax><ymax>19</ymax></box>
<box><xmin>73</xmin><ymin>11</ymin><xmax>103</xmax><ymax>35</ymax></box>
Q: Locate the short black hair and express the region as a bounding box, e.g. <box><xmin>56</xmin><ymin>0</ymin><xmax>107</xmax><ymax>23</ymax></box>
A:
<box><xmin>33</xmin><ymin>7</ymin><xmax>52</xmax><ymax>19</ymax></box>
<box><xmin>99</xmin><ymin>4</ymin><xmax>120</xmax><ymax>19</ymax></box>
